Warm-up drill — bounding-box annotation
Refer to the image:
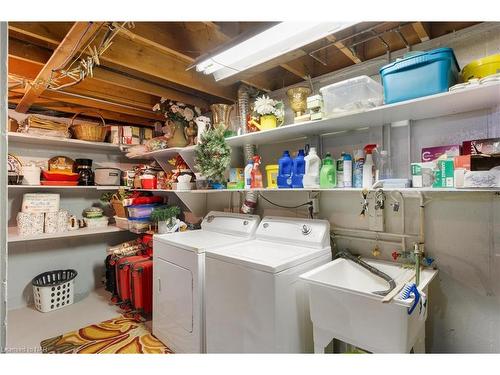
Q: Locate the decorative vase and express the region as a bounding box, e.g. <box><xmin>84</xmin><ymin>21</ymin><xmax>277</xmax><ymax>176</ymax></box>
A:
<box><xmin>210</xmin><ymin>104</ymin><xmax>235</xmax><ymax>138</ymax></box>
<box><xmin>259</xmin><ymin>114</ymin><xmax>277</xmax><ymax>130</ymax></box>
<box><xmin>167</xmin><ymin>119</ymin><xmax>189</xmax><ymax>148</ymax></box>
<box><xmin>286</xmin><ymin>86</ymin><xmax>312</xmax><ymax>117</ymax></box>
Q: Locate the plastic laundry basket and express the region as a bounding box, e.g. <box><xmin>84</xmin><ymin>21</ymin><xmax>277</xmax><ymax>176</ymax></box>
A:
<box><xmin>32</xmin><ymin>269</ymin><xmax>77</xmax><ymax>313</ymax></box>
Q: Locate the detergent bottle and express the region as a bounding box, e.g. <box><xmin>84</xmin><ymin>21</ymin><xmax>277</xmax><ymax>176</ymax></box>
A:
<box><xmin>343</xmin><ymin>153</ymin><xmax>353</xmax><ymax>188</ymax></box>
<box><xmin>320</xmin><ymin>153</ymin><xmax>336</xmax><ymax>188</ymax></box>
<box><xmin>291</xmin><ymin>149</ymin><xmax>305</xmax><ymax>188</ymax></box>
<box><xmin>250</xmin><ymin>155</ymin><xmax>263</xmax><ymax>189</ymax></box>
<box><xmin>303</xmin><ymin>147</ymin><xmax>321</xmax><ymax>188</ymax></box>
<box><xmin>353</xmin><ymin>149</ymin><xmax>364</xmax><ymax>188</ymax></box>
<box><xmin>362</xmin><ymin>144</ymin><xmax>377</xmax><ymax>188</ymax></box>
<box><xmin>277</xmin><ymin>150</ymin><xmax>293</xmax><ymax>188</ymax></box>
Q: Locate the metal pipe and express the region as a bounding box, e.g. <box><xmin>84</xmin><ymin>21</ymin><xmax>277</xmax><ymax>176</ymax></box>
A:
<box><xmin>332</xmin><ymin>226</ymin><xmax>418</xmax><ymax>239</ymax></box>
<box><xmin>333</xmin><ymin>234</ymin><xmax>404</xmax><ymax>248</ymax></box>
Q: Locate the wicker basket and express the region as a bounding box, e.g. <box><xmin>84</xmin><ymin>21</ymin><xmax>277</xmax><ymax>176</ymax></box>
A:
<box><xmin>71</xmin><ymin>111</ymin><xmax>109</xmax><ymax>142</ymax></box>
<box><xmin>111</xmin><ymin>198</ymin><xmax>128</xmax><ymax>218</ymax></box>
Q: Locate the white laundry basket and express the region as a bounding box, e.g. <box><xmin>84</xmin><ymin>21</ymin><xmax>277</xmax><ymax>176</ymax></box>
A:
<box><xmin>32</xmin><ymin>269</ymin><xmax>78</xmax><ymax>313</ymax></box>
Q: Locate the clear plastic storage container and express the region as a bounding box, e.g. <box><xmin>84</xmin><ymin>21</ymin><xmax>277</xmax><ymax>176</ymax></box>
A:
<box><xmin>127</xmin><ymin>204</ymin><xmax>158</xmax><ymax>219</ymax></box>
<box><xmin>319</xmin><ymin>76</ymin><xmax>383</xmax><ymax>118</ymax></box>
<box><xmin>128</xmin><ymin>218</ymin><xmax>151</xmax><ymax>234</ymax></box>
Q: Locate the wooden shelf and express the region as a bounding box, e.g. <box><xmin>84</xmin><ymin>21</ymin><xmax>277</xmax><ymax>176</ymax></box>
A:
<box><xmin>226</xmin><ymin>82</ymin><xmax>500</xmax><ymax>146</ymax></box>
<box><xmin>8</xmin><ymin>185</ymin><xmax>126</xmax><ymax>190</ymax></box>
<box><xmin>8</xmin><ymin>132</ymin><xmax>123</xmax><ymax>152</ymax></box>
<box><xmin>8</xmin><ymin>224</ymin><xmax>126</xmax><ymax>243</ymax></box>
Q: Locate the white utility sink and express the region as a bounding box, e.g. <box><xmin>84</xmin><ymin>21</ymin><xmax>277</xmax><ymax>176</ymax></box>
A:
<box><xmin>300</xmin><ymin>258</ymin><xmax>438</xmax><ymax>353</ymax></box>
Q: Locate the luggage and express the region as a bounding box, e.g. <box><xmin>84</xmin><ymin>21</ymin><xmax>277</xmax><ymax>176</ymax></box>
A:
<box><xmin>115</xmin><ymin>255</ymin><xmax>149</xmax><ymax>310</ymax></box>
<box><xmin>130</xmin><ymin>259</ymin><xmax>153</xmax><ymax>318</ymax></box>
<box><xmin>105</xmin><ymin>255</ymin><xmax>119</xmax><ymax>302</ymax></box>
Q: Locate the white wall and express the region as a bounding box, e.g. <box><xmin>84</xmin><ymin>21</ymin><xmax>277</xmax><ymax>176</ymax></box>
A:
<box><xmin>207</xmin><ymin>23</ymin><xmax>500</xmax><ymax>353</ymax></box>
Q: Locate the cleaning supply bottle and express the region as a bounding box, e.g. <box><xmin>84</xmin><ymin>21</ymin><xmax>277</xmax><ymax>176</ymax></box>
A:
<box><xmin>250</xmin><ymin>155</ymin><xmax>263</xmax><ymax>189</ymax></box>
<box><xmin>353</xmin><ymin>149</ymin><xmax>364</xmax><ymax>188</ymax></box>
<box><xmin>343</xmin><ymin>153</ymin><xmax>353</xmax><ymax>188</ymax></box>
<box><xmin>277</xmin><ymin>150</ymin><xmax>293</xmax><ymax>188</ymax></box>
<box><xmin>244</xmin><ymin>160</ymin><xmax>253</xmax><ymax>189</ymax></box>
<box><xmin>376</xmin><ymin>150</ymin><xmax>392</xmax><ymax>181</ymax></box>
<box><xmin>303</xmin><ymin>147</ymin><xmax>321</xmax><ymax>188</ymax></box>
<box><xmin>336</xmin><ymin>154</ymin><xmax>344</xmax><ymax>188</ymax></box>
<box><xmin>291</xmin><ymin>149</ymin><xmax>306</xmax><ymax>188</ymax></box>
<box><xmin>363</xmin><ymin>144</ymin><xmax>377</xmax><ymax>188</ymax></box>
<box><xmin>320</xmin><ymin>153</ymin><xmax>336</xmax><ymax>188</ymax></box>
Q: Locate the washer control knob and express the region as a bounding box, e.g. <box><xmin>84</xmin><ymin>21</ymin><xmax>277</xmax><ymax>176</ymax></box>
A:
<box><xmin>301</xmin><ymin>224</ymin><xmax>312</xmax><ymax>235</ymax></box>
<box><xmin>243</xmin><ymin>220</ymin><xmax>249</xmax><ymax>226</ymax></box>
<box><xmin>263</xmin><ymin>223</ymin><xmax>269</xmax><ymax>229</ymax></box>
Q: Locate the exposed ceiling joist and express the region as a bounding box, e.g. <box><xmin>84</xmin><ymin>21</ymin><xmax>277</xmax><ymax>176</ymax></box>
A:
<box><xmin>9</xmin><ymin>22</ymin><xmax>238</xmax><ymax>102</ymax></box>
<box><xmin>325</xmin><ymin>35</ymin><xmax>362</xmax><ymax>64</ymax></box>
<box><xmin>15</xmin><ymin>22</ymin><xmax>104</xmax><ymax>113</ymax></box>
<box><xmin>412</xmin><ymin>22</ymin><xmax>430</xmax><ymax>42</ymax></box>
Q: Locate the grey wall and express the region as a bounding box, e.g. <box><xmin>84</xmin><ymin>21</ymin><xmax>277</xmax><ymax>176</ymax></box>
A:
<box><xmin>206</xmin><ymin>22</ymin><xmax>500</xmax><ymax>353</ymax></box>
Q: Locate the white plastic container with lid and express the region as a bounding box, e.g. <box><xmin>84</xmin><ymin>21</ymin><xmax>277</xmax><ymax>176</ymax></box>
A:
<box><xmin>319</xmin><ymin>76</ymin><xmax>383</xmax><ymax>118</ymax></box>
<box><xmin>303</xmin><ymin>147</ymin><xmax>321</xmax><ymax>189</ymax></box>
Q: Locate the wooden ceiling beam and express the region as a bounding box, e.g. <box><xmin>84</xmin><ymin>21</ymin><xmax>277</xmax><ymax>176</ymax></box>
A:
<box><xmin>325</xmin><ymin>35</ymin><xmax>362</xmax><ymax>64</ymax></box>
<box><xmin>412</xmin><ymin>22</ymin><xmax>431</xmax><ymax>42</ymax></box>
<box><xmin>15</xmin><ymin>22</ymin><xmax>104</xmax><ymax>113</ymax></box>
<box><xmin>9</xmin><ymin>22</ymin><xmax>238</xmax><ymax>102</ymax></box>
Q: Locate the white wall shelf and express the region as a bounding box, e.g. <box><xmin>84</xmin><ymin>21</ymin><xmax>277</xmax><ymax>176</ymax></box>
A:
<box><xmin>8</xmin><ymin>185</ymin><xmax>126</xmax><ymax>190</ymax></box>
<box><xmin>226</xmin><ymin>82</ymin><xmax>500</xmax><ymax>146</ymax></box>
<box><xmin>8</xmin><ymin>225</ymin><xmax>126</xmax><ymax>243</ymax></box>
<box><xmin>8</xmin><ymin>132</ymin><xmax>123</xmax><ymax>152</ymax></box>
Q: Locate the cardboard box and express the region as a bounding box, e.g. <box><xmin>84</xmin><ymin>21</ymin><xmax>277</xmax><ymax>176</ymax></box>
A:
<box><xmin>411</xmin><ymin>162</ymin><xmax>435</xmax><ymax>188</ymax></box>
<box><xmin>462</xmin><ymin>138</ymin><xmax>500</xmax><ymax>155</ymax></box>
<box><xmin>421</xmin><ymin>145</ymin><xmax>461</xmax><ymax>162</ymax></box>
<box><xmin>433</xmin><ymin>159</ymin><xmax>454</xmax><ymax>188</ymax></box>
<box><xmin>454</xmin><ymin>155</ymin><xmax>471</xmax><ymax>170</ymax></box>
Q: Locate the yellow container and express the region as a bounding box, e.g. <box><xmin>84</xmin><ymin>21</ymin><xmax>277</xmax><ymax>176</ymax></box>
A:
<box><xmin>461</xmin><ymin>54</ymin><xmax>500</xmax><ymax>81</ymax></box>
<box><xmin>265</xmin><ymin>164</ymin><xmax>279</xmax><ymax>188</ymax></box>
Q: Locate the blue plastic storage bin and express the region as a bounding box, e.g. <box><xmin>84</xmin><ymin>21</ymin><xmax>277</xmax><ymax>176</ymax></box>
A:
<box><xmin>379</xmin><ymin>48</ymin><xmax>460</xmax><ymax>104</ymax></box>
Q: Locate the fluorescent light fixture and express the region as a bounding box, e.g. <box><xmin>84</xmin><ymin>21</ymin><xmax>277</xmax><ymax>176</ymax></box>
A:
<box><xmin>196</xmin><ymin>22</ymin><xmax>357</xmax><ymax>81</ymax></box>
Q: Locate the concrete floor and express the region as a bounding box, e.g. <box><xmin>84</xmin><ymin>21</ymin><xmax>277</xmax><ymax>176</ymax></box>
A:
<box><xmin>6</xmin><ymin>288</ymin><xmax>124</xmax><ymax>353</ymax></box>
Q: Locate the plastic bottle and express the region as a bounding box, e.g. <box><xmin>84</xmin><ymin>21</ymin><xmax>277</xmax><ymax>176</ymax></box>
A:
<box><xmin>343</xmin><ymin>153</ymin><xmax>353</xmax><ymax>188</ymax></box>
<box><xmin>303</xmin><ymin>147</ymin><xmax>321</xmax><ymax>188</ymax></box>
<box><xmin>291</xmin><ymin>149</ymin><xmax>306</xmax><ymax>188</ymax></box>
<box><xmin>277</xmin><ymin>150</ymin><xmax>293</xmax><ymax>188</ymax></box>
<box><xmin>244</xmin><ymin>160</ymin><xmax>253</xmax><ymax>189</ymax></box>
<box><xmin>250</xmin><ymin>155</ymin><xmax>263</xmax><ymax>189</ymax></box>
<box><xmin>336</xmin><ymin>154</ymin><xmax>344</xmax><ymax>188</ymax></box>
<box><xmin>376</xmin><ymin>150</ymin><xmax>392</xmax><ymax>181</ymax></box>
<box><xmin>353</xmin><ymin>149</ymin><xmax>364</xmax><ymax>188</ymax></box>
<box><xmin>320</xmin><ymin>153</ymin><xmax>336</xmax><ymax>188</ymax></box>
<box><xmin>362</xmin><ymin>144</ymin><xmax>377</xmax><ymax>188</ymax></box>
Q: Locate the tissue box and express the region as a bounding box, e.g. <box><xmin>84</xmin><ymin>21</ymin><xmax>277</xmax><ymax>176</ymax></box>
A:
<box><xmin>421</xmin><ymin>145</ymin><xmax>461</xmax><ymax>162</ymax></box>
<box><xmin>464</xmin><ymin>170</ymin><xmax>500</xmax><ymax>188</ymax></box>
<box><xmin>433</xmin><ymin>159</ymin><xmax>454</xmax><ymax>188</ymax></box>
<box><xmin>411</xmin><ymin>162</ymin><xmax>435</xmax><ymax>187</ymax></box>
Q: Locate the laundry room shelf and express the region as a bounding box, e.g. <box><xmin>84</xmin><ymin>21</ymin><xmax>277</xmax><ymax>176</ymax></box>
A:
<box><xmin>8</xmin><ymin>132</ymin><xmax>123</xmax><ymax>152</ymax></box>
<box><xmin>226</xmin><ymin>82</ymin><xmax>500</xmax><ymax>146</ymax></box>
<box><xmin>8</xmin><ymin>225</ymin><xmax>126</xmax><ymax>243</ymax></box>
<box><xmin>8</xmin><ymin>185</ymin><xmax>126</xmax><ymax>190</ymax></box>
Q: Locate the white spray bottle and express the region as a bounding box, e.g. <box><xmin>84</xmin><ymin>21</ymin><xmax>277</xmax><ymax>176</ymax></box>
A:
<box><xmin>362</xmin><ymin>144</ymin><xmax>377</xmax><ymax>189</ymax></box>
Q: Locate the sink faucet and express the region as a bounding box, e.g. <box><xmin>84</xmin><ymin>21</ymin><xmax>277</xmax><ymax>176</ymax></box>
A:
<box><xmin>392</xmin><ymin>243</ymin><xmax>432</xmax><ymax>286</ymax></box>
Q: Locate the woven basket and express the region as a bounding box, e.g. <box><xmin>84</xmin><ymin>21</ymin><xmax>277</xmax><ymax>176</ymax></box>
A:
<box><xmin>71</xmin><ymin>111</ymin><xmax>109</xmax><ymax>142</ymax></box>
<box><xmin>111</xmin><ymin>198</ymin><xmax>128</xmax><ymax>218</ymax></box>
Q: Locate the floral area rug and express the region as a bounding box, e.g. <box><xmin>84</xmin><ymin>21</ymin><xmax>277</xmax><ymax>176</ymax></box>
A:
<box><xmin>40</xmin><ymin>315</ymin><xmax>172</xmax><ymax>354</ymax></box>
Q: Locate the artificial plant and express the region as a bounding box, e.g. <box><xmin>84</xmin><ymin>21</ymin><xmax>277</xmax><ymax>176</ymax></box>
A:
<box><xmin>194</xmin><ymin>126</ymin><xmax>231</xmax><ymax>184</ymax></box>
<box><xmin>150</xmin><ymin>205</ymin><xmax>181</xmax><ymax>223</ymax></box>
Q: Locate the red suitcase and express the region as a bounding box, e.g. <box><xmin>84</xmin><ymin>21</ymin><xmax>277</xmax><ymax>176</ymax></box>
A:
<box><xmin>115</xmin><ymin>255</ymin><xmax>149</xmax><ymax>310</ymax></box>
<box><xmin>130</xmin><ymin>259</ymin><xmax>153</xmax><ymax>319</ymax></box>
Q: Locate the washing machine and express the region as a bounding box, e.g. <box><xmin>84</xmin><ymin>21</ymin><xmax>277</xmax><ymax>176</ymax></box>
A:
<box><xmin>205</xmin><ymin>216</ymin><xmax>332</xmax><ymax>353</ymax></box>
<box><xmin>153</xmin><ymin>211</ymin><xmax>260</xmax><ymax>353</ymax></box>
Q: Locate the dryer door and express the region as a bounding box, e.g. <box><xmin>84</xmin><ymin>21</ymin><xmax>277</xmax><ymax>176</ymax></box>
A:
<box><xmin>154</xmin><ymin>257</ymin><xmax>195</xmax><ymax>352</ymax></box>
